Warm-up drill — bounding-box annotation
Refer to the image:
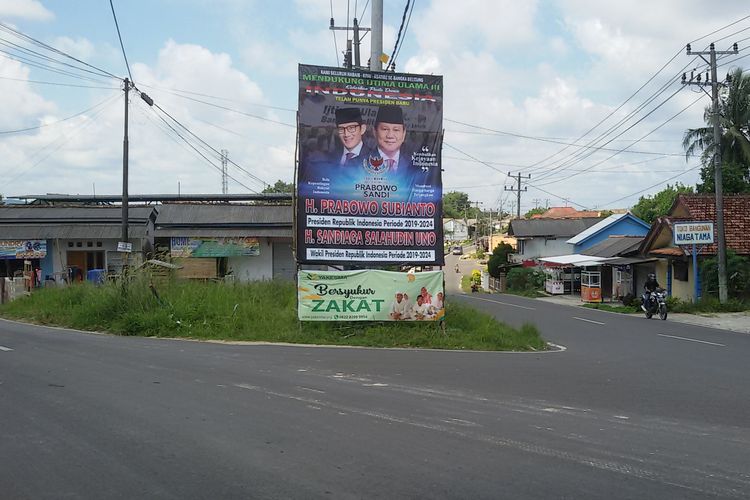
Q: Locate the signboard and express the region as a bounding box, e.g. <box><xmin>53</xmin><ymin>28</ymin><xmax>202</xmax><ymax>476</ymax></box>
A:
<box><xmin>0</xmin><ymin>240</ymin><xmax>46</xmax><ymax>259</ymax></box>
<box><xmin>298</xmin><ymin>269</ymin><xmax>445</xmax><ymax>321</ymax></box>
<box><xmin>296</xmin><ymin>64</ymin><xmax>444</xmax><ymax>265</ymax></box>
<box><xmin>170</xmin><ymin>237</ymin><xmax>260</xmax><ymax>258</ymax></box>
<box><xmin>674</xmin><ymin>221</ymin><xmax>714</xmax><ymax>245</ymax></box>
<box><xmin>117</xmin><ymin>241</ymin><xmax>133</xmax><ymax>253</ymax></box>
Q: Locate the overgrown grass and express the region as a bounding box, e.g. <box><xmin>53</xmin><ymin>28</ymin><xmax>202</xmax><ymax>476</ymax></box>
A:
<box><xmin>667</xmin><ymin>296</ymin><xmax>749</xmax><ymax>314</ymax></box>
<box><xmin>0</xmin><ymin>278</ymin><xmax>546</xmax><ymax>351</ymax></box>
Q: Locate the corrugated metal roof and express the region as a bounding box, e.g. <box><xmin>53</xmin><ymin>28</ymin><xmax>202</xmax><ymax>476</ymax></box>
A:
<box><xmin>508</xmin><ymin>217</ymin><xmax>603</xmax><ymax>238</ymax></box>
<box><xmin>0</xmin><ymin>224</ymin><xmax>147</xmax><ymax>239</ymax></box>
<box><xmin>0</xmin><ymin>206</ymin><xmax>155</xmax><ymax>223</ymax></box>
<box><xmin>566</xmin><ymin>214</ymin><xmax>627</xmax><ymax>244</ymax></box>
<box><xmin>581</xmin><ymin>236</ymin><xmax>644</xmax><ymax>257</ymax></box>
<box><xmin>155</xmin><ymin>204</ymin><xmax>292</xmax><ymax>225</ymax></box>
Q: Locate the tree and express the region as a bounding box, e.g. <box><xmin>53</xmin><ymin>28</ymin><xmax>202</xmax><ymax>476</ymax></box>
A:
<box><xmin>523</xmin><ymin>207</ymin><xmax>546</xmax><ymax>219</ymax></box>
<box><xmin>683</xmin><ymin>67</ymin><xmax>750</xmax><ymax>194</ymax></box>
<box><xmin>487</xmin><ymin>242</ymin><xmax>514</xmax><ymax>278</ymax></box>
<box><xmin>443</xmin><ymin>191</ymin><xmax>476</xmax><ymax>219</ymax></box>
<box><xmin>262</xmin><ymin>180</ymin><xmax>294</xmax><ymax>194</ymax></box>
<box><xmin>631</xmin><ymin>183</ymin><xmax>694</xmax><ymax>224</ymax></box>
<box><xmin>700</xmin><ymin>250</ymin><xmax>750</xmax><ymax>300</ymax></box>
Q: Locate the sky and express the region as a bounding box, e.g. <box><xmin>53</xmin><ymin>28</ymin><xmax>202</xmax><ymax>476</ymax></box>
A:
<box><xmin>0</xmin><ymin>0</ymin><xmax>749</xmax><ymax>214</ymax></box>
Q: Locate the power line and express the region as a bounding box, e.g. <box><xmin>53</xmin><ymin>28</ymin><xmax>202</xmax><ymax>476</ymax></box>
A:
<box><xmin>0</xmin><ymin>22</ymin><xmax>121</xmax><ymax>80</ymax></box>
<box><xmin>330</xmin><ymin>0</ymin><xmax>340</xmax><ymax>66</ymax></box>
<box><xmin>0</xmin><ymin>50</ymin><xmax>115</xmax><ymax>84</ymax></box>
<box><xmin>0</xmin><ymin>37</ymin><xmax>115</xmax><ymax>80</ymax></box>
<box><xmin>0</xmin><ymin>75</ymin><xmax>118</xmax><ymax>89</ymax></box>
<box><xmin>109</xmin><ymin>0</ymin><xmax>133</xmax><ymax>82</ymax></box>
<box><xmin>137</xmin><ymin>82</ymin><xmax>295</xmax><ymax>112</ymax></box>
<box><xmin>0</xmin><ymin>93</ymin><xmax>120</xmax><ymax>135</ymax></box>
<box><xmin>598</xmin><ymin>165</ymin><xmax>702</xmax><ymax>208</ymax></box>
<box><xmin>387</xmin><ymin>0</ymin><xmax>410</xmax><ymax>71</ymax></box>
<box><xmin>391</xmin><ymin>0</ymin><xmax>415</xmax><ymax>70</ymax></box>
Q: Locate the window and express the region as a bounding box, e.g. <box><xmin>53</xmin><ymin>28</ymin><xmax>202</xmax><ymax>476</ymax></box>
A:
<box><xmin>673</xmin><ymin>261</ymin><xmax>688</xmax><ymax>281</ymax></box>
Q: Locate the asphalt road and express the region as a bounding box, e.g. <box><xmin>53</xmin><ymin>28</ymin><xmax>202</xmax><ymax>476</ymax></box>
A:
<box><xmin>2</xmin><ymin>276</ymin><xmax>750</xmax><ymax>498</ymax></box>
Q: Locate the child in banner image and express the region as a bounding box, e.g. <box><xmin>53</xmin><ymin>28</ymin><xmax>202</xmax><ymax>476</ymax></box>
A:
<box><xmin>412</xmin><ymin>294</ymin><xmax>433</xmax><ymax>320</ymax></box>
<box><xmin>432</xmin><ymin>291</ymin><xmax>444</xmax><ymax>311</ymax></box>
<box><xmin>389</xmin><ymin>292</ymin><xmax>412</xmax><ymax>320</ymax></box>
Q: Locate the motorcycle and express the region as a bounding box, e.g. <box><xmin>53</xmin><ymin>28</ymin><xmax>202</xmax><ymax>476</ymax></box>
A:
<box><xmin>643</xmin><ymin>289</ymin><xmax>668</xmax><ymax>320</ymax></box>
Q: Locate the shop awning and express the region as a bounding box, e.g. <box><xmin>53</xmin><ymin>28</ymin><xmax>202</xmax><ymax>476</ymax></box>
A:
<box><xmin>539</xmin><ymin>254</ymin><xmax>612</xmax><ymax>267</ymax></box>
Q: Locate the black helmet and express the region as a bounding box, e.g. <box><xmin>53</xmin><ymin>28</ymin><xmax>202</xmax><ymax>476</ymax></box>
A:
<box><xmin>648</xmin><ymin>273</ymin><xmax>656</xmax><ymax>280</ymax></box>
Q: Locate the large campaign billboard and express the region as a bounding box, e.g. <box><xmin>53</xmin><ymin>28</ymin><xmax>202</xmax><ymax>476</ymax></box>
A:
<box><xmin>298</xmin><ymin>269</ymin><xmax>445</xmax><ymax>321</ymax></box>
<box><xmin>296</xmin><ymin>64</ymin><xmax>444</xmax><ymax>265</ymax></box>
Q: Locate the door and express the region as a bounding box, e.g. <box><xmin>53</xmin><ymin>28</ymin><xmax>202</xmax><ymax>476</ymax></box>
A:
<box><xmin>272</xmin><ymin>241</ymin><xmax>295</xmax><ymax>281</ymax></box>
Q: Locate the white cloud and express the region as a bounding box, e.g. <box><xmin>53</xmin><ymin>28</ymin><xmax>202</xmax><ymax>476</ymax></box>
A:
<box><xmin>50</xmin><ymin>36</ymin><xmax>95</xmax><ymax>61</ymax></box>
<box><xmin>0</xmin><ymin>0</ymin><xmax>53</xmax><ymax>21</ymax></box>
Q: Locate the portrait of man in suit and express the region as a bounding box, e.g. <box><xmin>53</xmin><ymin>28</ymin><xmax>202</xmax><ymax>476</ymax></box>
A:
<box><xmin>332</xmin><ymin>107</ymin><xmax>371</xmax><ymax>166</ymax></box>
<box><xmin>374</xmin><ymin>105</ymin><xmax>411</xmax><ymax>171</ymax></box>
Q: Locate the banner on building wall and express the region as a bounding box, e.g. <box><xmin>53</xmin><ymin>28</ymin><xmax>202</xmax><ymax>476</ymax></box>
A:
<box><xmin>170</xmin><ymin>237</ymin><xmax>260</xmax><ymax>258</ymax></box>
<box><xmin>296</xmin><ymin>64</ymin><xmax>444</xmax><ymax>265</ymax></box>
<box><xmin>0</xmin><ymin>240</ymin><xmax>47</xmax><ymax>259</ymax></box>
<box><xmin>298</xmin><ymin>269</ymin><xmax>445</xmax><ymax>321</ymax></box>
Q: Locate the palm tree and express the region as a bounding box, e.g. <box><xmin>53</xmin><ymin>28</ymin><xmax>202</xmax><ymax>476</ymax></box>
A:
<box><xmin>682</xmin><ymin>67</ymin><xmax>750</xmax><ymax>193</ymax></box>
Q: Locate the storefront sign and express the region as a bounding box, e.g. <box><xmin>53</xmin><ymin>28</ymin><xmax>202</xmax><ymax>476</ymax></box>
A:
<box><xmin>170</xmin><ymin>237</ymin><xmax>260</xmax><ymax>258</ymax></box>
<box><xmin>296</xmin><ymin>64</ymin><xmax>444</xmax><ymax>265</ymax></box>
<box><xmin>0</xmin><ymin>240</ymin><xmax>46</xmax><ymax>259</ymax></box>
<box><xmin>117</xmin><ymin>241</ymin><xmax>133</xmax><ymax>253</ymax></box>
<box><xmin>298</xmin><ymin>269</ymin><xmax>445</xmax><ymax>321</ymax></box>
<box><xmin>674</xmin><ymin>221</ymin><xmax>714</xmax><ymax>245</ymax></box>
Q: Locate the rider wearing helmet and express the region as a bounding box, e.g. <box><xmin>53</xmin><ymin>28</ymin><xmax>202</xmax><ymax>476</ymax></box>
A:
<box><xmin>642</xmin><ymin>273</ymin><xmax>661</xmax><ymax>311</ymax></box>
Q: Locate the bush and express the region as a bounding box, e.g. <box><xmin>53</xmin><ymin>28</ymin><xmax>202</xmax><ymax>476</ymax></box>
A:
<box><xmin>667</xmin><ymin>296</ymin><xmax>749</xmax><ymax>313</ymax></box>
<box><xmin>700</xmin><ymin>250</ymin><xmax>750</xmax><ymax>300</ymax></box>
<box><xmin>471</xmin><ymin>269</ymin><xmax>482</xmax><ymax>285</ymax></box>
<box><xmin>506</xmin><ymin>267</ymin><xmax>544</xmax><ymax>292</ymax></box>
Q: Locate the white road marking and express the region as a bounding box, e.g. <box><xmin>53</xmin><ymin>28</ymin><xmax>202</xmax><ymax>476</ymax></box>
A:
<box><xmin>463</xmin><ymin>295</ymin><xmax>536</xmax><ymax>310</ymax></box>
<box><xmin>0</xmin><ymin>345</ymin><xmax>13</xmax><ymax>352</ymax></box>
<box><xmin>297</xmin><ymin>386</ymin><xmax>326</xmax><ymax>394</ymax></box>
<box><xmin>658</xmin><ymin>334</ymin><xmax>725</xmax><ymax>347</ymax></box>
<box><xmin>573</xmin><ymin>317</ymin><xmax>605</xmax><ymax>325</ymax></box>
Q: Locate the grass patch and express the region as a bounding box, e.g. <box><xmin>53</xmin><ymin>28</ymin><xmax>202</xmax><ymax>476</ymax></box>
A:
<box><xmin>0</xmin><ymin>278</ymin><xmax>546</xmax><ymax>351</ymax></box>
<box><xmin>582</xmin><ymin>303</ymin><xmax>640</xmax><ymax>314</ymax></box>
<box><xmin>504</xmin><ymin>289</ymin><xmax>546</xmax><ymax>298</ymax></box>
<box><xmin>668</xmin><ymin>296</ymin><xmax>749</xmax><ymax>314</ymax></box>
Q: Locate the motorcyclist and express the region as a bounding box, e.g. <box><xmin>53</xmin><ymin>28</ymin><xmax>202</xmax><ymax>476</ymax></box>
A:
<box><xmin>641</xmin><ymin>273</ymin><xmax>661</xmax><ymax>312</ymax></box>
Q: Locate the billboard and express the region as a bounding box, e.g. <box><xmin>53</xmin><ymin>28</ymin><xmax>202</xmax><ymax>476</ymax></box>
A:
<box><xmin>170</xmin><ymin>237</ymin><xmax>260</xmax><ymax>258</ymax></box>
<box><xmin>0</xmin><ymin>240</ymin><xmax>46</xmax><ymax>259</ymax></box>
<box><xmin>298</xmin><ymin>269</ymin><xmax>445</xmax><ymax>321</ymax></box>
<box><xmin>296</xmin><ymin>64</ymin><xmax>444</xmax><ymax>265</ymax></box>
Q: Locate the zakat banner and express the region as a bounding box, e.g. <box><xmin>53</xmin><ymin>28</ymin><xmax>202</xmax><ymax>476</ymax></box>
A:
<box><xmin>170</xmin><ymin>237</ymin><xmax>260</xmax><ymax>258</ymax></box>
<box><xmin>298</xmin><ymin>269</ymin><xmax>445</xmax><ymax>322</ymax></box>
<box><xmin>0</xmin><ymin>240</ymin><xmax>46</xmax><ymax>259</ymax></box>
<box><xmin>296</xmin><ymin>64</ymin><xmax>444</xmax><ymax>265</ymax></box>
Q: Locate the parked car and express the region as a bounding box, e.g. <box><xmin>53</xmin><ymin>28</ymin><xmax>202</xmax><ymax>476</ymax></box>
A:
<box><xmin>451</xmin><ymin>246</ymin><xmax>463</xmax><ymax>255</ymax></box>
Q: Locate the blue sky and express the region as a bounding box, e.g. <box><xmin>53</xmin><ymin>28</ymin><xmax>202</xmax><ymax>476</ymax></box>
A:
<box><xmin>1</xmin><ymin>0</ymin><xmax>749</xmax><ymax>213</ymax></box>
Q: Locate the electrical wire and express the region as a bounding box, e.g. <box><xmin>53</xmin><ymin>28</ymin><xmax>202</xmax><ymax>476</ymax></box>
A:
<box><xmin>0</xmin><ymin>50</ymin><xmax>116</xmax><ymax>84</ymax></box>
<box><xmin>0</xmin><ymin>75</ymin><xmax>118</xmax><ymax>89</ymax></box>
<box><xmin>390</xmin><ymin>0</ymin><xmax>415</xmax><ymax>71</ymax></box>
<box><xmin>330</xmin><ymin>0</ymin><xmax>340</xmax><ymax>66</ymax></box>
<box><xmin>109</xmin><ymin>0</ymin><xmax>133</xmax><ymax>82</ymax></box>
<box><xmin>0</xmin><ymin>22</ymin><xmax>121</xmax><ymax>80</ymax></box>
<box><xmin>1</xmin><ymin>94</ymin><xmax>119</xmax><ymax>187</ymax></box>
<box><xmin>597</xmin><ymin>165</ymin><xmax>702</xmax><ymax>208</ymax></box>
<box><xmin>387</xmin><ymin>0</ymin><xmax>410</xmax><ymax>71</ymax></box>
<box><xmin>137</xmin><ymin>82</ymin><xmax>295</xmax><ymax>112</ymax></box>
<box><xmin>0</xmin><ymin>37</ymin><xmax>115</xmax><ymax>79</ymax></box>
<box><xmin>0</xmin><ymin>93</ymin><xmax>121</xmax><ymax>135</ymax></box>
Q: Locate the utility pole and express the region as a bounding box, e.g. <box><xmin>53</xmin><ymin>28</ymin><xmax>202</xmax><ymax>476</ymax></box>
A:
<box><xmin>371</xmin><ymin>0</ymin><xmax>383</xmax><ymax>71</ymax></box>
<box><xmin>684</xmin><ymin>41</ymin><xmax>739</xmax><ymax>303</ymax></box>
<box><xmin>505</xmin><ymin>172</ymin><xmax>531</xmax><ymax>218</ymax></box>
<box><xmin>329</xmin><ymin>15</ymin><xmax>371</xmax><ymax>69</ymax></box>
<box><xmin>221</xmin><ymin>149</ymin><xmax>229</xmax><ymax>194</ymax></box>
<box><xmin>121</xmin><ymin>77</ymin><xmax>130</xmax><ymax>247</ymax></box>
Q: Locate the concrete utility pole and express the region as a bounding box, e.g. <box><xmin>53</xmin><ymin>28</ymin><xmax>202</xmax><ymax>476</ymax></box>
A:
<box><xmin>684</xmin><ymin>41</ymin><xmax>739</xmax><ymax>303</ymax></box>
<box><xmin>121</xmin><ymin>77</ymin><xmax>130</xmax><ymax>246</ymax></box>
<box><xmin>370</xmin><ymin>0</ymin><xmax>383</xmax><ymax>71</ymax></box>
<box><xmin>505</xmin><ymin>172</ymin><xmax>531</xmax><ymax>218</ymax></box>
<box><xmin>329</xmin><ymin>15</ymin><xmax>371</xmax><ymax>69</ymax></box>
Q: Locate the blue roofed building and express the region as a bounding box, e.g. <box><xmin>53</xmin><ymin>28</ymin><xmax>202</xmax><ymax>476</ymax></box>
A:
<box><xmin>566</xmin><ymin>213</ymin><xmax>650</xmax><ymax>253</ymax></box>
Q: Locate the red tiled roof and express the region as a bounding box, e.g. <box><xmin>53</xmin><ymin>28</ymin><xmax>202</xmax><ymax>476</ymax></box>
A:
<box><xmin>671</xmin><ymin>194</ymin><xmax>750</xmax><ymax>255</ymax></box>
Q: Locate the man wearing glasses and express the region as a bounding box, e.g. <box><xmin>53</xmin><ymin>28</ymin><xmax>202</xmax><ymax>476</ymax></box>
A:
<box><xmin>332</xmin><ymin>107</ymin><xmax>372</xmax><ymax>167</ymax></box>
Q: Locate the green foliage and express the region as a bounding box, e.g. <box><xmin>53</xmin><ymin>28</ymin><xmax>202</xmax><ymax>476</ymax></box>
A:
<box><xmin>667</xmin><ymin>296</ymin><xmax>749</xmax><ymax>313</ymax></box>
<box><xmin>0</xmin><ymin>277</ymin><xmax>546</xmax><ymax>351</ymax></box>
<box><xmin>524</xmin><ymin>207</ymin><xmax>547</xmax><ymax>219</ymax></box>
<box><xmin>487</xmin><ymin>242</ymin><xmax>514</xmax><ymax>278</ymax></box>
<box><xmin>506</xmin><ymin>267</ymin><xmax>545</xmax><ymax>292</ymax></box>
<box><xmin>683</xmin><ymin>67</ymin><xmax>750</xmax><ymax>194</ymax></box>
<box><xmin>262</xmin><ymin>179</ymin><xmax>294</xmax><ymax>193</ymax></box>
<box><xmin>443</xmin><ymin>191</ymin><xmax>478</xmax><ymax>219</ymax></box>
<box><xmin>700</xmin><ymin>250</ymin><xmax>750</xmax><ymax>300</ymax></box>
<box><xmin>471</xmin><ymin>269</ymin><xmax>482</xmax><ymax>285</ymax></box>
<box><xmin>630</xmin><ymin>183</ymin><xmax>694</xmax><ymax>223</ymax></box>
<box><xmin>582</xmin><ymin>303</ymin><xmax>640</xmax><ymax>313</ymax></box>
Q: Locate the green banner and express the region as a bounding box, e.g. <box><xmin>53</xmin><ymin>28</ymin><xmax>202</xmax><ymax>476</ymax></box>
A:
<box><xmin>298</xmin><ymin>269</ymin><xmax>445</xmax><ymax>321</ymax></box>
